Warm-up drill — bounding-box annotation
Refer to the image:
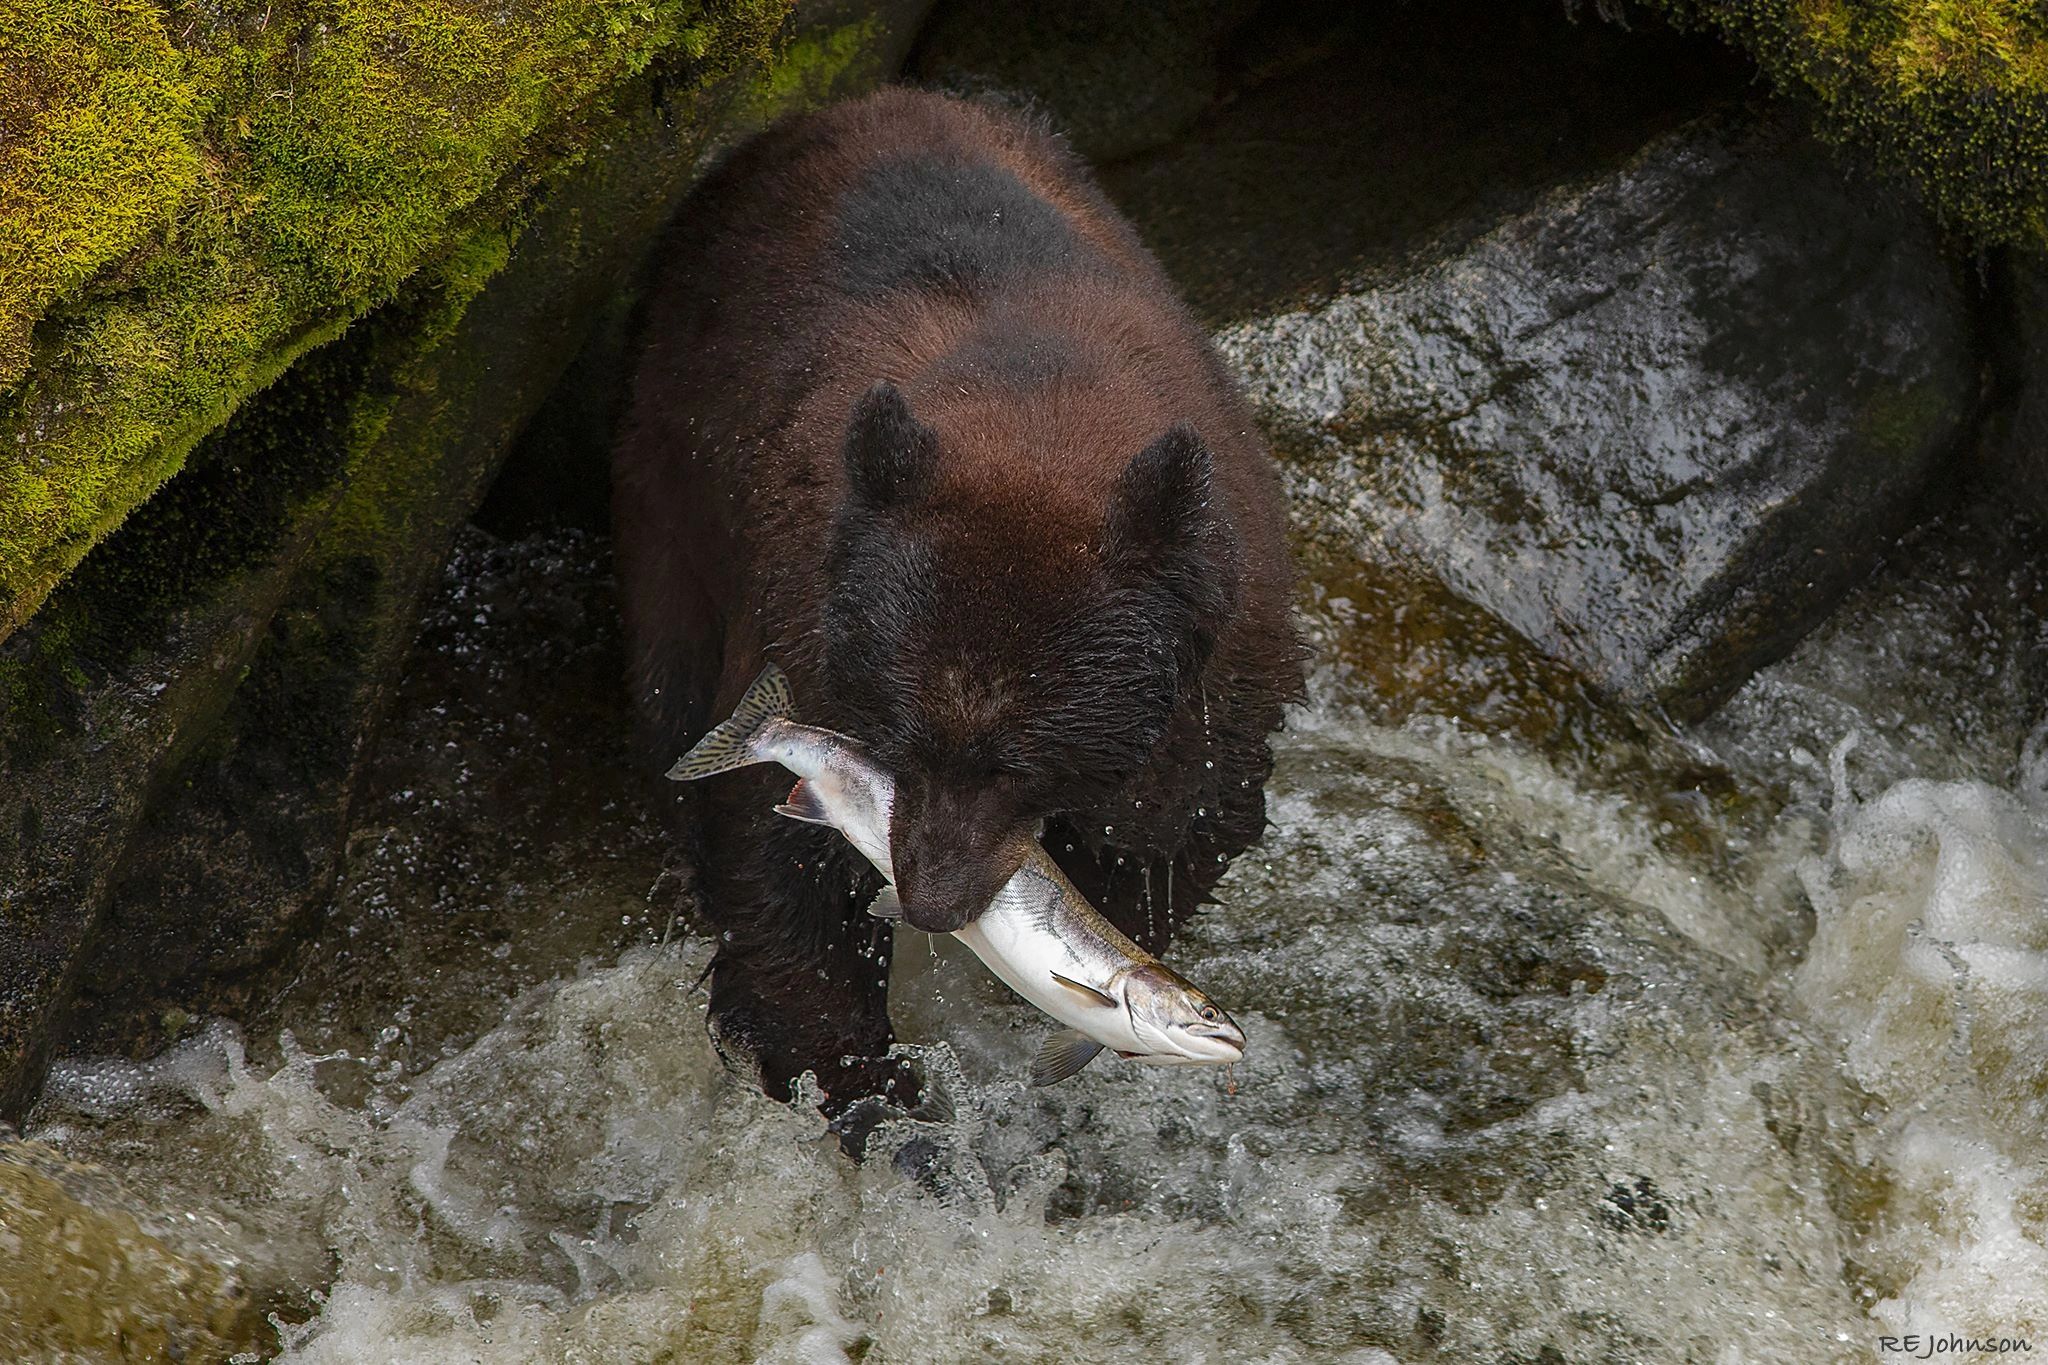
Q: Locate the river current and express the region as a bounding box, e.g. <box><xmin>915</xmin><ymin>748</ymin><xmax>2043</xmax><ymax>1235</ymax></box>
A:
<box><xmin>11</xmin><ymin>498</ymin><xmax>2045</xmax><ymax>1363</ymax></box>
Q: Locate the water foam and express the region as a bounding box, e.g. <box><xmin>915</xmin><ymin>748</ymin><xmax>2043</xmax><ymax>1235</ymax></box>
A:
<box><xmin>1792</xmin><ymin>737</ymin><xmax>2048</xmax><ymax>1345</ymax></box>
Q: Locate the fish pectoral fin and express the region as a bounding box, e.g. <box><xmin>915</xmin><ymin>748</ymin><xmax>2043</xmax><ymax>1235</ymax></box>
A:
<box><xmin>1049</xmin><ymin>972</ymin><xmax>1119</xmax><ymax>1009</ymax></box>
<box><xmin>772</xmin><ymin>779</ymin><xmax>833</xmax><ymax>825</ymax></box>
<box><xmin>1031</xmin><ymin>1030</ymin><xmax>1105</xmax><ymax>1086</ymax></box>
<box><xmin>867</xmin><ymin>884</ymin><xmax>904</xmax><ymax>921</ymax></box>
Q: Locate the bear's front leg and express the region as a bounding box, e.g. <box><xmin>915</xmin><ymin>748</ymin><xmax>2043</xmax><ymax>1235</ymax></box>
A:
<box><xmin>694</xmin><ymin>782</ymin><xmax>912</xmax><ymax>1123</ymax></box>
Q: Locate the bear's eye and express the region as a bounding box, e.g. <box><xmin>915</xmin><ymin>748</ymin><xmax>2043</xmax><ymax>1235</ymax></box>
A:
<box><xmin>961</xmin><ymin>740</ymin><xmax>1027</xmax><ymax>782</ymax></box>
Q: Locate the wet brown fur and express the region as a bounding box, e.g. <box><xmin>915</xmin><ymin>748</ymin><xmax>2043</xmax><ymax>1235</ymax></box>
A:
<box><xmin>614</xmin><ymin>88</ymin><xmax>1302</xmax><ymax>1115</ymax></box>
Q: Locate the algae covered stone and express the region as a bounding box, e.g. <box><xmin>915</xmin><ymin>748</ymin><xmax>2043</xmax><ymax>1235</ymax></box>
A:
<box><xmin>1636</xmin><ymin>0</ymin><xmax>2048</xmax><ymax>246</ymax></box>
<box><xmin>0</xmin><ymin>0</ymin><xmax>789</xmax><ymax>639</ymax></box>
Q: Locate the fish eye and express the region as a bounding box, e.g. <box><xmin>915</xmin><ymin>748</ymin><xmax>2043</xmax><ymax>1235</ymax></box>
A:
<box><xmin>1198</xmin><ymin>1004</ymin><xmax>1219</xmax><ymax>1023</ymax></box>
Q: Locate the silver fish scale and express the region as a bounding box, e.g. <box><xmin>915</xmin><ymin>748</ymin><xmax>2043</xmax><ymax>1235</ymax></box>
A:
<box><xmin>1013</xmin><ymin>863</ymin><xmax>1070</xmax><ymax>935</ymax></box>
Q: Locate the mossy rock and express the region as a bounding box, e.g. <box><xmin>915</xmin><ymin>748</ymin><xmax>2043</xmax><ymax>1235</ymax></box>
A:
<box><xmin>0</xmin><ymin>0</ymin><xmax>933</xmax><ymax>1119</ymax></box>
<box><xmin>0</xmin><ymin>1141</ymin><xmax>261</xmax><ymax>1361</ymax></box>
<box><xmin>0</xmin><ymin>0</ymin><xmax>794</xmax><ymax>640</ymax></box>
<box><xmin>1634</xmin><ymin>0</ymin><xmax>2048</xmax><ymax>247</ymax></box>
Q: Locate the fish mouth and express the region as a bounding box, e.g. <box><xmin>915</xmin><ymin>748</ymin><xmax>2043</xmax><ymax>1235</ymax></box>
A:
<box><xmin>1181</xmin><ymin>1025</ymin><xmax>1247</xmax><ymax>1063</ymax></box>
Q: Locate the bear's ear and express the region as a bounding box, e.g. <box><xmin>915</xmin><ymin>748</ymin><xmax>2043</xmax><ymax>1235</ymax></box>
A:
<box><xmin>1103</xmin><ymin>424</ymin><xmax>1240</xmax><ymax>662</ymax></box>
<box><xmin>1103</xmin><ymin>424</ymin><xmax>1220</xmax><ymax>566</ymax></box>
<box><xmin>844</xmin><ymin>381</ymin><xmax>938</xmax><ymax>509</ymax></box>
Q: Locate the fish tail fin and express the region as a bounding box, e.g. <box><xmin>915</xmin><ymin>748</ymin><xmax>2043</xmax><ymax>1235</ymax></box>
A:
<box><xmin>665</xmin><ymin>665</ymin><xmax>794</xmax><ymax>781</ymax></box>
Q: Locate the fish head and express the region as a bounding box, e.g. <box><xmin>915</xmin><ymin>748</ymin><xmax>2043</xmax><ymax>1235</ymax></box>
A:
<box><xmin>1123</xmin><ymin>964</ymin><xmax>1246</xmax><ymax>1065</ymax></box>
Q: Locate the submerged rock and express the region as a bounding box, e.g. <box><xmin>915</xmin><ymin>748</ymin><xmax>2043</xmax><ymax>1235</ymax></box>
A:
<box><xmin>0</xmin><ymin>1141</ymin><xmax>261</xmax><ymax>1361</ymax></box>
<box><xmin>1220</xmin><ymin>102</ymin><xmax>1980</xmax><ymax>722</ymax></box>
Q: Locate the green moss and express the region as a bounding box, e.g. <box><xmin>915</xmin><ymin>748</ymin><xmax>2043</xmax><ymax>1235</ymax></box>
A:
<box><xmin>1637</xmin><ymin>0</ymin><xmax>2048</xmax><ymax>245</ymax></box>
<box><xmin>0</xmin><ymin>1</ymin><xmax>203</xmax><ymax>383</ymax></box>
<box><xmin>0</xmin><ymin>0</ymin><xmax>791</xmax><ymax>638</ymax></box>
<box><xmin>1855</xmin><ymin>375</ymin><xmax>1960</xmax><ymax>460</ymax></box>
<box><xmin>738</xmin><ymin>13</ymin><xmax>885</xmax><ymax>122</ymax></box>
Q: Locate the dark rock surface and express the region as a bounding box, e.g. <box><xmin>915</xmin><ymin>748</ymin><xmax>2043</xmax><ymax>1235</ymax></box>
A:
<box><xmin>1215</xmin><ymin>102</ymin><xmax>1980</xmax><ymax>721</ymax></box>
<box><xmin>909</xmin><ymin>0</ymin><xmax>1256</xmax><ymax>162</ymax></box>
<box><xmin>245</xmin><ymin>529</ymin><xmax>673</xmax><ymax>1080</ymax></box>
<box><xmin>1981</xmin><ymin>251</ymin><xmax>2048</xmax><ymax>529</ymax></box>
<box><xmin>0</xmin><ymin>0</ymin><xmax>934</xmax><ymax>1121</ymax></box>
<box><xmin>1098</xmin><ymin>0</ymin><xmax>1751</xmax><ymax>326</ymax></box>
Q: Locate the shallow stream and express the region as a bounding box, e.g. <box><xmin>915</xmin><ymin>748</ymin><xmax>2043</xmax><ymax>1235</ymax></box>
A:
<box><xmin>9</xmin><ymin>489</ymin><xmax>2044</xmax><ymax>1362</ymax></box>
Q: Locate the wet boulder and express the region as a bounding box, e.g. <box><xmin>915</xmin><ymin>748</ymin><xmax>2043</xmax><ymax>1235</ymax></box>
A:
<box><xmin>1218</xmin><ymin>102</ymin><xmax>1980</xmax><ymax>721</ymax></box>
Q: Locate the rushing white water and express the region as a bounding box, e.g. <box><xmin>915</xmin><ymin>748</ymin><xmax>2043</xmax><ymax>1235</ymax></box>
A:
<box><xmin>13</xmin><ymin>509</ymin><xmax>2045</xmax><ymax>1362</ymax></box>
<box><xmin>1791</xmin><ymin>736</ymin><xmax>2048</xmax><ymax>1347</ymax></box>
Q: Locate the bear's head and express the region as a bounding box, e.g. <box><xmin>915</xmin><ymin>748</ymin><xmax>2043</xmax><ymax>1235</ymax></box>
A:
<box><xmin>822</xmin><ymin>381</ymin><xmax>1240</xmax><ymax>934</ymax></box>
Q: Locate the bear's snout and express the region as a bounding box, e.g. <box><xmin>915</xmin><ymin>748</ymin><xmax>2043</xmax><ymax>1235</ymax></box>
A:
<box><xmin>889</xmin><ymin>782</ymin><xmax>1031</xmax><ymax>934</ymax></box>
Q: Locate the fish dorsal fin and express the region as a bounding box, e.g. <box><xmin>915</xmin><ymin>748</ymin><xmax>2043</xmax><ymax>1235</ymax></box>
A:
<box><xmin>666</xmin><ymin>665</ymin><xmax>793</xmax><ymax>781</ymax></box>
<box><xmin>1032</xmin><ymin>1030</ymin><xmax>1104</xmax><ymax>1086</ymax></box>
<box><xmin>772</xmin><ymin>779</ymin><xmax>832</xmax><ymax>825</ymax></box>
<box><xmin>1050</xmin><ymin>972</ymin><xmax>1118</xmax><ymax>1009</ymax></box>
<box><xmin>867</xmin><ymin>884</ymin><xmax>904</xmax><ymax>921</ymax></box>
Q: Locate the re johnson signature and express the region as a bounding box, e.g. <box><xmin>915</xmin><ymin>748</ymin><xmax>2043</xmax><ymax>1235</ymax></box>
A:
<box><xmin>1879</xmin><ymin>1335</ymin><xmax>2036</xmax><ymax>1359</ymax></box>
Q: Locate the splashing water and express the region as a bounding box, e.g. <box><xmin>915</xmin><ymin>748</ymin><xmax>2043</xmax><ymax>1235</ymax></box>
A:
<box><xmin>10</xmin><ymin>510</ymin><xmax>2045</xmax><ymax>1362</ymax></box>
<box><xmin>1791</xmin><ymin>734</ymin><xmax>2048</xmax><ymax>1345</ymax></box>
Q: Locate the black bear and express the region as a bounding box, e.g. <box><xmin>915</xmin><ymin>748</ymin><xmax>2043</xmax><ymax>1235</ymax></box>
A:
<box><xmin>614</xmin><ymin>88</ymin><xmax>1302</xmax><ymax>1118</ymax></box>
